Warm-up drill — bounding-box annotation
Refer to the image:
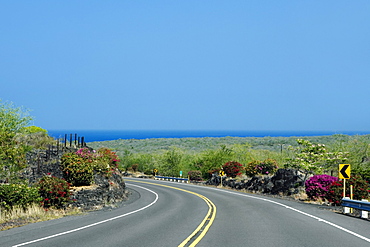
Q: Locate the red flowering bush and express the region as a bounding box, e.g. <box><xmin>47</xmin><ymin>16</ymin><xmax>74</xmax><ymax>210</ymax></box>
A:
<box><xmin>326</xmin><ymin>180</ymin><xmax>345</xmax><ymax>205</ymax></box>
<box><xmin>305</xmin><ymin>174</ymin><xmax>338</xmax><ymax>200</ymax></box>
<box><xmin>327</xmin><ymin>175</ymin><xmax>370</xmax><ymax>205</ymax></box>
<box><xmin>188</xmin><ymin>170</ymin><xmax>202</xmax><ymax>181</ymax></box>
<box><xmin>222</xmin><ymin>161</ymin><xmax>243</xmax><ymax>178</ymax></box>
<box><xmin>37</xmin><ymin>175</ymin><xmax>72</xmax><ymax>209</ymax></box>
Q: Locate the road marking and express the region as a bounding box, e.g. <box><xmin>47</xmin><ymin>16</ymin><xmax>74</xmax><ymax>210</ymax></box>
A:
<box><xmin>202</xmin><ymin>186</ymin><xmax>370</xmax><ymax>243</ymax></box>
<box><xmin>12</xmin><ymin>184</ymin><xmax>158</xmax><ymax>247</ymax></box>
<box><xmin>125</xmin><ymin>179</ymin><xmax>216</xmax><ymax>247</ymax></box>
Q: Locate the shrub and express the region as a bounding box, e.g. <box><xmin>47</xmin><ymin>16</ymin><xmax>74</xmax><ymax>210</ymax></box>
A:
<box><xmin>326</xmin><ymin>180</ymin><xmax>345</xmax><ymax>205</ymax></box>
<box><xmin>327</xmin><ymin>174</ymin><xmax>370</xmax><ymax>205</ymax></box>
<box><xmin>96</xmin><ymin>147</ymin><xmax>120</xmax><ymax>170</ymax></box>
<box><xmin>245</xmin><ymin>159</ymin><xmax>279</xmax><ymax>177</ymax></box>
<box><xmin>37</xmin><ymin>175</ymin><xmax>73</xmax><ymax>209</ymax></box>
<box><xmin>305</xmin><ymin>174</ymin><xmax>338</xmax><ymax>200</ymax></box>
<box><xmin>245</xmin><ymin>160</ymin><xmax>261</xmax><ymax>177</ymax></box>
<box><xmin>61</xmin><ymin>147</ymin><xmax>120</xmax><ymax>186</ymax></box>
<box><xmin>222</xmin><ymin>161</ymin><xmax>243</xmax><ymax>178</ymax></box>
<box><xmin>61</xmin><ymin>152</ymin><xmax>94</xmax><ymax>186</ymax></box>
<box><xmin>188</xmin><ymin>170</ymin><xmax>202</xmax><ymax>181</ymax></box>
<box><xmin>258</xmin><ymin>159</ymin><xmax>279</xmax><ymax>175</ymax></box>
<box><xmin>0</xmin><ymin>183</ymin><xmax>41</xmax><ymax>212</ymax></box>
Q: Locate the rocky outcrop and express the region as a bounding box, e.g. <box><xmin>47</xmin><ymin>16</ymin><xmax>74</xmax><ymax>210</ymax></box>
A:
<box><xmin>21</xmin><ymin>146</ymin><xmax>77</xmax><ymax>184</ymax></box>
<box><xmin>69</xmin><ymin>172</ymin><xmax>128</xmax><ymax>211</ymax></box>
<box><xmin>22</xmin><ymin>146</ymin><xmax>128</xmax><ymax>211</ymax></box>
<box><xmin>205</xmin><ymin>169</ymin><xmax>306</xmax><ymax>195</ymax></box>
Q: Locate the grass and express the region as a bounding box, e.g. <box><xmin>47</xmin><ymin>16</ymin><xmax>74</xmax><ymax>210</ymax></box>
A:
<box><xmin>0</xmin><ymin>204</ymin><xmax>82</xmax><ymax>231</ymax></box>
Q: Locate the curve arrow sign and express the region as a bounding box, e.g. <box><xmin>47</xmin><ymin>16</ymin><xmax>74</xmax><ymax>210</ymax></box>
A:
<box><xmin>339</xmin><ymin>164</ymin><xmax>350</xmax><ymax>179</ymax></box>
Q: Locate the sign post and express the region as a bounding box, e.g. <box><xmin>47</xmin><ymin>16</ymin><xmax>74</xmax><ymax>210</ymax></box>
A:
<box><xmin>339</xmin><ymin>164</ymin><xmax>351</xmax><ymax>196</ymax></box>
<box><xmin>219</xmin><ymin>170</ymin><xmax>225</xmax><ymax>187</ymax></box>
<box><xmin>153</xmin><ymin>169</ymin><xmax>158</xmax><ymax>176</ymax></box>
<box><xmin>339</xmin><ymin>164</ymin><xmax>351</xmax><ymax>214</ymax></box>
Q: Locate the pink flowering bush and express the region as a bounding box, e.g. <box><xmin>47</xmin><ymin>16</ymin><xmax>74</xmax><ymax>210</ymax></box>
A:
<box><xmin>305</xmin><ymin>174</ymin><xmax>338</xmax><ymax>200</ymax></box>
<box><xmin>245</xmin><ymin>159</ymin><xmax>279</xmax><ymax>177</ymax></box>
<box><xmin>61</xmin><ymin>147</ymin><xmax>120</xmax><ymax>186</ymax></box>
<box><xmin>188</xmin><ymin>170</ymin><xmax>202</xmax><ymax>181</ymax></box>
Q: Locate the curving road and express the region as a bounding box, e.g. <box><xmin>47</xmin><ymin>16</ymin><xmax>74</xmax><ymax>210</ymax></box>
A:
<box><xmin>1</xmin><ymin>178</ymin><xmax>369</xmax><ymax>247</ymax></box>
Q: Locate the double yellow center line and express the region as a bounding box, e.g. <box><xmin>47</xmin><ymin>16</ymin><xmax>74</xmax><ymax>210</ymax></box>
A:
<box><xmin>125</xmin><ymin>179</ymin><xmax>216</xmax><ymax>247</ymax></box>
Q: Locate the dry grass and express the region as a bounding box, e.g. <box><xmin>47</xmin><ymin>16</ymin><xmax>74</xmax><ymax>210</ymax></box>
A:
<box><xmin>0</xmin><ymin>204</ymin><xmax>82</xmax><ymax>231</ymax></box>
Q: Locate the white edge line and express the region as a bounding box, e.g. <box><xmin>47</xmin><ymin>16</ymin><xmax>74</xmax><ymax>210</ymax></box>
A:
<box><xmin>201</xmin><ymin>186</ymin><xmax>370</xmax><ymax>243</ymax></box>
<box><xmin>13</xmin><ymin>184</ymin><xmax>158</xmax><ymax>247</ymax></box>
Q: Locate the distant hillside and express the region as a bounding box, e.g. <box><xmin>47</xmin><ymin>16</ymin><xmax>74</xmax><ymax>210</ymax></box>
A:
<box><xmin>87</xmin><ymin>134</ymin><xmax>365</xmax><ymax>155</ymax></box>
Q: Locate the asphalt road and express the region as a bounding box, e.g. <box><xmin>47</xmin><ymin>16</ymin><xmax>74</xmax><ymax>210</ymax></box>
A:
<box><xmin>1</xmin><ymin>178</ymin><xmax>369</xmax><ymax>247</ymax></box>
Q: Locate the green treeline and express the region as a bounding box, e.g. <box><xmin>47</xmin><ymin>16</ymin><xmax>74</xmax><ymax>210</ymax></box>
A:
<box><xmin>88</xmin><ymin>134</ymin><xmax>370</xmax><ymax>180</ymax></box>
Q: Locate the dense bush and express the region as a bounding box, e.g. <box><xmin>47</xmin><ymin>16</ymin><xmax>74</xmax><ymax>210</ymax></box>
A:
<box><xmin>327</xmin><ymin>180</ymin><xmax>345</xmax><ymax>205</ymax></box>
<box><xmin>245</xmin><ymin>159</ymin><xmax>279</xmax><ymax>177</ymax></box>
<box><xmin>61</xmin><ymin>147</ymin><xmax>120</xmax><ymax>186</ymax></box>
<box><xmin>61</xmin><ymin>151</ymin><xmax>94</xmax><ymax>186</ymax></box>
<box><xmin>305</xmin><ymin>174</ymin><xmax>338</xmax><ymax>200</ymax></box>
<box><xmin>258</xmin><ymin>159</ymin><xmax>279</xmax><ymax>175</ymax></box>
<box><xmin>326</xmin><ymin>175</ymin><xmax>370</xmax><ymax>205</ymax></box>
<box><xmin>0</xmin><ymin>183</ymin><xmax>41</xmax><ymax>212</ymax></box>
<box><xmin>188</xmin><ymin>170</ymin><xmax>202</xmax><ymax>181</ymax></box>
<box><xmin>245</xmin><ymin>160</ymin><xmax>261</xmax><ymax>177</ymax></box>
<box><xmin>222</xmin><ymin>161</ymin><xmax>243</xmax><ymax>178</ymax></box>
<box><xmin>37</xmin><ymin>175</ymin><xmax>73</xmax><ymax>209</ymax></box>
<box><xmin>96</xmin><ymin>147</ymin><xmax>120</xmax><ymax>169</ymax></box>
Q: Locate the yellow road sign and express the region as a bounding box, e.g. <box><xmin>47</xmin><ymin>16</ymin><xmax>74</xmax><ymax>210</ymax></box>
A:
<box><xmin>153</xmin><ymin>169</ymin><xmax>158</xmax><ymax>173</ymax></box>
<box><xmin>219</xmin><ymin>171</ymin><xmax>225</xmax><ymax>176</ymax></box>
<box><xmin>339</xmin><ymin>164</ymin><xmax>350</xmax><ymax>179</ymax></box>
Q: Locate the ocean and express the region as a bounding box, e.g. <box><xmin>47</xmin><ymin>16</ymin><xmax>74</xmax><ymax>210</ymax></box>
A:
<box><xmin>47</xmin><ymin>130</ymin><xmax>370</xmax><ymax>143</ymax></box>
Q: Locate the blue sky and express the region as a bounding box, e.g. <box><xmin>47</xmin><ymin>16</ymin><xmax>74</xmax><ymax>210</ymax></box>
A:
<box><xmin>1</xmin><ymin>1</ymin><xmax>370</xmax><ymax>132</ymax></box>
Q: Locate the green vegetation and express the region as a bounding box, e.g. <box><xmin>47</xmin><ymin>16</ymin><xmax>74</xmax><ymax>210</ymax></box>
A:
<box><xmin>0</xmin><ymin>98</ymin><xmax>369</xmax><ymax>223</ymax></box>
<box><xmin>245</xmin><ymin>159</ymin><xmax>279</xmax><ymax>177</ymax></box>
<box><xmin>0</xmin><ymin>184</ymin><xmax>41</xmax><ymax>212</ymax></box>
<box><xmin>89</xmin><ymin>134</ymin><xmax>370</xmax><ymax>180</ymax></box>
<box><xmin>284</xmin><ymin>139</ymin><xmax>348</xmax><ymax>182</ymax></box>
<box><xmin>90</xmin><ymin>133</ymin><xmax>370</xmax><ymax>205</ymax></box>
<box><xmin>0</xmin><ymin>100</ymin><xmax>33</xmax><ymax>183</ymax></box>
<box><xmin>0</xmin><ymin>100</ymin><xmax>82</xmax><ymax>229</ymax></box>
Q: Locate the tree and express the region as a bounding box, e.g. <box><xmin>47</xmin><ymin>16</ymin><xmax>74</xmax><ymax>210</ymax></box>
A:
<box><xmin>160</xmin><ymin>147</ymin><xmax>184</xmax><ymax>177</ymax></box>
<box><xmin>0</xmin><ymin>100</ymin><xmax>33</xmax><ymax>182</ymax></box>
<box><xmin>195</xmin><ymin>145</ymin><xmax>233</xmax><ymax>178</ymax></box>
<box><xmin>284</xmin><ymin>139</ymin><xmax>328</xmax><ymax>181</ymax></box>
<box><xmin>0</xmin><ymin>100</ymin><xmax>33</xmax><ymax>133</ymax></box>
